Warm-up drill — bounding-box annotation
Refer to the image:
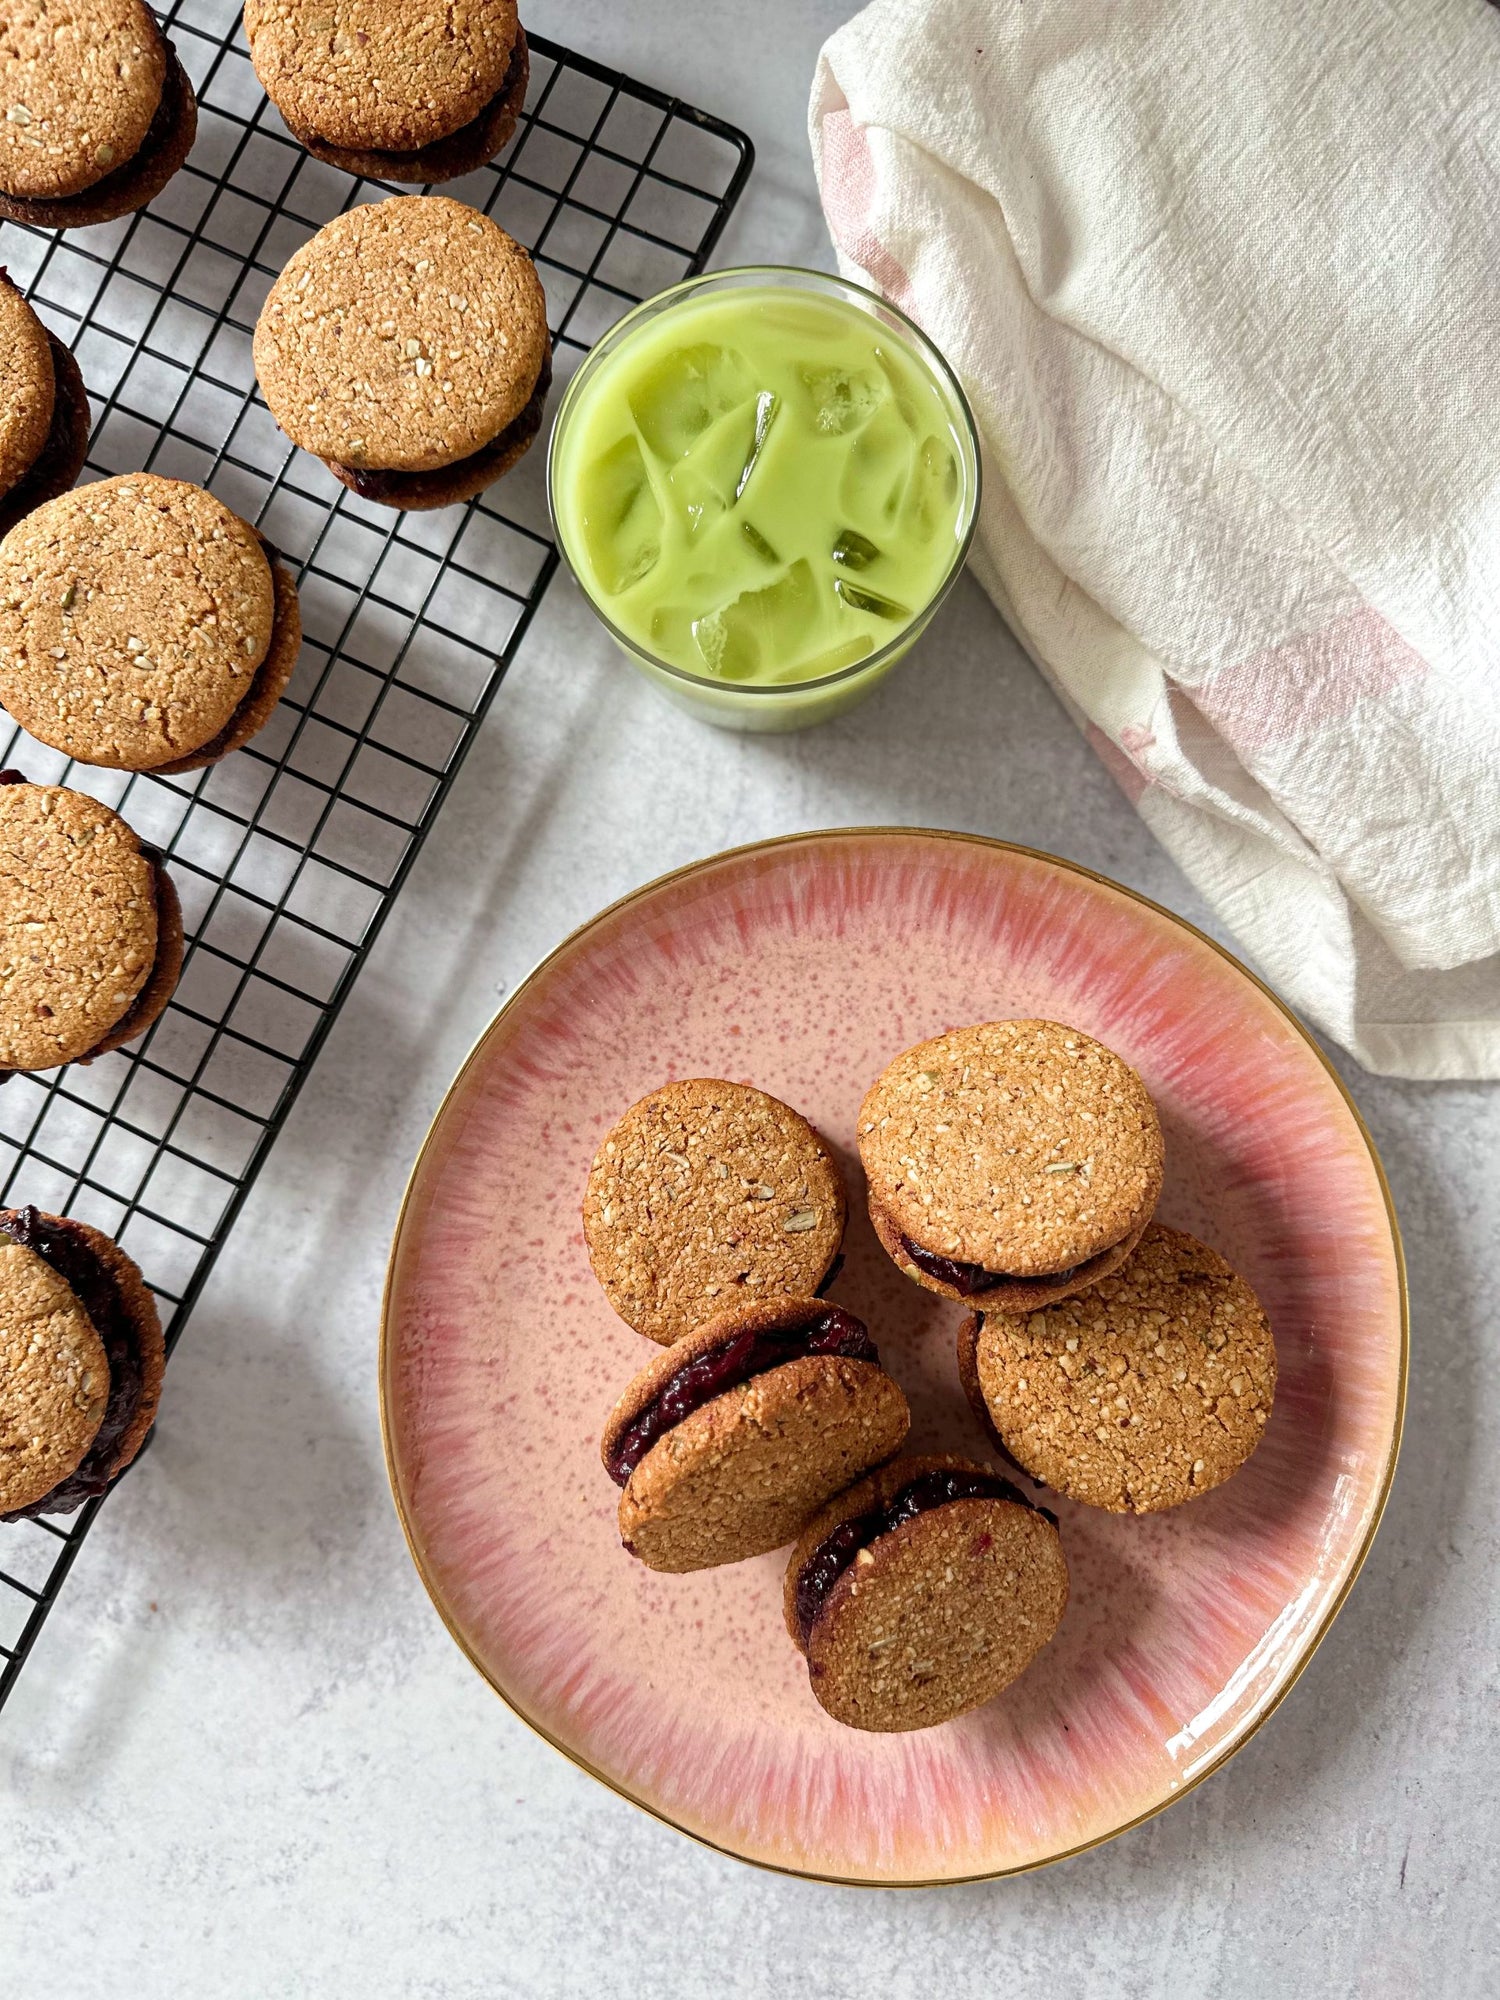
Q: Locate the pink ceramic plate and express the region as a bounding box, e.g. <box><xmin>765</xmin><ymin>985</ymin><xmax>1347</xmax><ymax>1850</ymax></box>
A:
<box><xmin>381</xmin><ymin>830</ymin><xmax>1405</xmax><ymax>1883</ymax></box>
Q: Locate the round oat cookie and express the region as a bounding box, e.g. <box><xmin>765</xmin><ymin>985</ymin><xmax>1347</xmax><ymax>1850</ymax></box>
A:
<box><xmin>0</xmin><ymin>476</ymin><xmax>278</xmax><ymax>770</ymax></box>
<box><xmin>584</xmin><ymin>1079</ymin><xmax>848</xmax><ymax>1344</ymax></box>
<box><xmin>859</xmin><ymin>1019</ymin><xmax>1164</xmax><ymax>1307</ymax></box>
<box><xmin>0</xmin><ymin>1233</ymin><xmax>109</xmax><ymax>1515</ymax></box>
<box><xmin>0</xmin><ymin>275</ymin><xmax>55</xmax><ymax>500</ymax></box>
<box><xmin>0</xmin><ymin>330</ymin><xmax>91</xmax><ymax>543</ymax></box>
<box><xmin>0</xmin><ymin>0</ymin><xmax>165</xmax><ymax>202</ymax></box>
<box><xmin>971</xmin><ymin>1224</ymin><xmax>1277</xmax><ymax>1513</ymax></box>
<box><xmin>602</xmin><ymin>1296</ymin><xmax>910</xmax><ymax>1573</ymax></box>
<box><xmin>784</xmin><ymin>1453</ymin><xmax>1069</xmax><ymax>1733</ymax></box>
<box><xmin>244</xmin><ymin>0</ymin><xmax>520</xmax><ymax>155</ymax></box>
<box><xmin>0</xmin><ymin>781</ymin><xmax>162</xmax><ymax>1072</ymax></box>
<box><xmin>254</xmin><ymin>197</ymin><xmax>549</xmax><ymax>476</ymax></box>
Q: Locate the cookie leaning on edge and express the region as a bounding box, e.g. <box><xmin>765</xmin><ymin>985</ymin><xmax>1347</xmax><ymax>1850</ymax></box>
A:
<box><xmin>601</xmin><ymin>1295</ymin><xmax>910</xmax><ymax>1572</ymax></box>
<box><xmin>0</xmin><ymin>0</ymin><xmax>198</xmax><ymax>231</ymax></box>
<box><xmin>244</xmin><ymin>2</ymin><xmax>529</xmax><ymax>185</ymax></box>
<box><xmin>784</xmin><ymin>1453</ymin><xmax>1069</xmax><ymax>1732</ymax></box>
<box><xmin>0</xmin><ymin>276</ymin><xmax>90</xmax><ymax>542</ymax></box>
<box><xmin>859</xmin><ymin>1019</ymin><xmax>1164</xmax><ymax>1312</ymax></box>
<box><xmin>254</xmin><ymin>196</ymin><xmax>551</xmax><ymax>512</ymax></box>
<box><xmin>0</xmin><ymin>475</ymin><xmax>301</xmax><ymax>772</ymax></box>
<box><xmin>584</xmin><ymin>1078</ymin><xmax>848</xmax><ymax>1344</ymax></box>
<box><xmin>958</xmin><ymin>1223</ymin><xmax>1277</xmax><ymax>1513</ymax></box>
<box><xmin>0</xmin><ymin>776</ymin><xmax>183</xmax><ymax>1075</ymax></box>
<box><xmin>0</xmin><ymin>1205</ymin><xmax>164</xmax><ymax>1519</ymax></box>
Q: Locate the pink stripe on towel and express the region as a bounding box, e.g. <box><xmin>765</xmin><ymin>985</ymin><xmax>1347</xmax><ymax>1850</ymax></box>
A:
<box><xmin>820</xmin><ymin>108</ymin><xmax>915</xmax><ymax>309</ymax></box>
<box><xmin>1196</xmin><ymin>609</ymin><xmax>1429</xmax><ymax>750</ymax></box>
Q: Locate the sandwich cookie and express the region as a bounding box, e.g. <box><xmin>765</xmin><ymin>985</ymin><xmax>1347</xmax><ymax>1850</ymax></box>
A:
<box><xmin>0</xmin><ymin>1205</ymin><xmax>163</xmax><ymax>1519</ymax></box>
<box><xmin>0</xmin><ymin>275</ymin><xmax>89</xmax><ymax>542</ymax></box>
<box><xmin>584</xmin><ymin>1078</ymin><xmax>847</xmax><ymax>1345</ymax></box>
<box><xmin>601</xmin><ymin>1296</ymin><xmax>909</xmax><ymax>1572</ymax></box>
<box><xmin>959</xmin><ymin>1224</ymin><xmax>1277</xmax><ymax>1513</ymax></box>
<box><xmin>244</xmin><ymin>1</ymin><xmax>529</xmax><ymax>185</ymax></box>
<box><xmin>0</xmin><ymin>775</ymin><xmax>183</xmax><ymax>1074</ymax></box>
<box><xmin>0</xmin><ymin>475</ymin><xmax>301</xmax><ymax>772</ymax></box>
<box><xmin>254</xmin><ymin>196</ymin><xmax>551</xmax><ymax>510</ymax></box>
<box><xmin>859</xmin><ymin>1019</ymin><xmax>1164</xmax><ymax>1312</ymax></box>
<box><xmin>784</xmin><ymin>1453</ymin><xmax>1069</xmax><ymax>1732</ymax></box>
<box><xmin>0</xmin><ymin>0</ymin><xmax>197</xmax><ymax>231</ymax></box>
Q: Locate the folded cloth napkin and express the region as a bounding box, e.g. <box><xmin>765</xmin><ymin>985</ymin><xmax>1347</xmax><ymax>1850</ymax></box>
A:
<box><xmin>811</xmin><ymin>0</ymin><xmax>1500</xmax><ymax>1079</ymax></box>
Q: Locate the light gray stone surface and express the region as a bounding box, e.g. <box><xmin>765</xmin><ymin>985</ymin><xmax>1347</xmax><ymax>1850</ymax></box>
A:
<box><xmin>3</xmin><ymin>6</ymin><xmax>1497</xmax><ymax>1993</ymax></box>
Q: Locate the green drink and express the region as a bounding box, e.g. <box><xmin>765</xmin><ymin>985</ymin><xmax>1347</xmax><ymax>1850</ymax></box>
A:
<box><xmin>548</xmin><ymin>269</ymin><xmax>980</xmax><ymax>730</ymax></box>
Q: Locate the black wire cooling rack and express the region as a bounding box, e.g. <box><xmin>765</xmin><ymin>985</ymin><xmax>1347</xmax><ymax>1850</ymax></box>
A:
<box><xmin>0</xmin><ymin>0</ymin><xmax>752</xmax><ymax>1711</ymax></box>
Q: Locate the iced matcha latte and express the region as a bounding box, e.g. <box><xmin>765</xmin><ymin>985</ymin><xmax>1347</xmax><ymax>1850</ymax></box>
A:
<box><xmin>549</xmin><ymin>270</ymin><xmax>979</xmax><ymax>728</ymax></box>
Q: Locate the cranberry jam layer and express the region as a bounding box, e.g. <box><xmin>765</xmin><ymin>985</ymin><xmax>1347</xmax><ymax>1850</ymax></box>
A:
<box><xmin>605</xmin><ymin>1305</ymin><xmax>878</xmax><ymax>1487</ymax></box>
<box><xmin>0</xmin><ymin>1207</ymin><xmax>146</xmax><ymax>1519</ymax></box>
<box><xmin>792</xmin><ymin>1467</ymin><xmax>1056</xmax><ymax>1646</ymax></box>
<box><xmin>899</xmin><ymin>1233</ymin><xmax>1089</xmax><ymax>1297</ymax></box>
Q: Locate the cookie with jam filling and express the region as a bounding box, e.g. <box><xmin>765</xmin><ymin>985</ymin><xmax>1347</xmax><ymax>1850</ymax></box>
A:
<box><xmin>601</xmin><ymin>1295</ymin><xmax>909</xmax><ymax>1572</ymax></box>
<box><xmin>859</xmin><ymin>1019</ymin><xmax>1164</xmax><ymax>1312</ymax></box>
<box><xmin>960</xmin><ymin>1224</ymin><xmax>1276</xmax><ymax>1513</ymax></box>
<box><xmin>245</xmin><ymin>3</ymin><xmax>530</xmax><ymax>185</ymax></box>
<box><xmin>0</xmin><ymin>776</ymin><xmax>183</xmax><ymax>1076</ymax></box>
<box><xmin>0</xmin><ymin>1</ymin><xmax>198</xmax><ymax>231</ymax></box>
<box><xmin>784</xmin><ymin>1452</ymin><xmax>1069</xmax><ymax>1732</ymax></box>
<box><xmin>0</xmin><ymin>476</ymin><xmax>301</xmax><ymax>773</ymax></box>
<box><xmin>253</xmin><ymin>196</ymin><xmax>551</xmax><ymax>512</ymax></box>
<box><xmin>0</xmin><ymin>275</ymin><xmax>90</xmax><ymax>542</ymax></box>
<box><xmin>0</xmin><ymin>1206</ymin><xmax>164</xmax><ymax>1519</ymax></box>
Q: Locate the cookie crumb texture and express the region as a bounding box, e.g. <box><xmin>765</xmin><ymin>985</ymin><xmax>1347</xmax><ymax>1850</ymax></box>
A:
<box><xmin>584</xmin><ymin>1079</ymin><xmax>847</xmax><ymax>1344</ymax></box>
<box><xmin>794</xmin><ymin>1457</ymin><xmax>1069</xmax><ymax>1733</ymax></box>
<box><xmin>619</xmin><ymin>1353</ymin><xmax>909</xmax><ymax>1572</ymax></box>
<box><xmin>977</xmin><ymin>1224</ymin><xmax>1277</xmax><ymax>1512</ymax></box>
<box><xmin>0</xmin><ymin>783</ymin><xmax>159</xmax><ymax>1070</ymax></box>
<box><xmin>858</xmin><ymin>1019</ymin><xmax>1164</xmax><ymax>1275</ymax></box>
<box><xmin>0</xmin><ymin>476</ymin><xmax>276</xmax><ymax>770</ymax></box>
<box><xmin>244</xmin><ymin>0</ymin><xmax>520</xmax><ymax>153</ymax></box>
<box><xmin>253</xmin><ymin>196</ymin><xmax>549</xmax><ymax>472</ymax></box>
<box><xmin>0</xmin><ymin>0</ymin><xmax>165</xmax><ymax>201</ymax></box>
<box><xmin>0</xmin><ymin>1236</ymin><xmax>109</xmax><ymax>1515</ymax></box>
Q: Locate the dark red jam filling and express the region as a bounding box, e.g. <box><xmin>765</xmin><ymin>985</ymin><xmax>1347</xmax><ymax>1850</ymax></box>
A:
<box><xmin>793</xmin><ymin>1467</ymin><xmax>1056</xmax><ymax>1645</ymax></box>
<box><xmin>0</xmin><ymin>1207</ymin><xmax>145</xmax><ymax>1519</ymax></box>
<box><xmin>900</xmin><ymin>1234</ymin><xmax>1082</xmax><ymax>1297</ymax></box>
<box><xmin>605</xmin><ymin>1305</ymin><xmax>877</xmax><ymax>1487</ymax></box>
<box><xmin>332</xmin><ymin>349</ymin><xmax>553</xmax><ymax>502</ymax></box>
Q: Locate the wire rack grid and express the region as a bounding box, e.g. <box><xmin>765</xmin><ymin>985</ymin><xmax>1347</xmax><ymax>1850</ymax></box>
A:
<box><xmin>0</xmin><ymin>0</ymin><xmax>752</xmax><ymax>1710</ymax></box>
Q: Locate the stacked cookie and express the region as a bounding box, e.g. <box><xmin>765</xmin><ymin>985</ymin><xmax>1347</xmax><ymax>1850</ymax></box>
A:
<box><xmin>583</xmin><ymin>1024</ymin><xmax>1277</xmax><ymax>1735</ymax></box>
<box><xmin>0</xmin><ymin>0</ymin><xmax>198</xmax><ymax>231</ymax></box>
<box><xmin>0</xmin><ymin>1205</ymin><xmax>164</xmax><ymax>1519</ymax></box>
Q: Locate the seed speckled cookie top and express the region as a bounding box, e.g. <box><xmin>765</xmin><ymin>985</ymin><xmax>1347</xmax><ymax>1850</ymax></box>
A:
<box><xmin>0</xmin><ymin>476</ymin><xmax>278</xmax><ymax>770</ymax></box>
<box><xmin>859</xmin><ymin>1019</ymin><xmax>1164</xmax><ymax>1293</ymax></box>
<box><xmin>253</xmin><ymin>197</ymin><xmax>549</xmax><ymax>475</ymax></box>
<box><xmin>0</xmin><ymin>276</ymin><xmax>55</xmax><ymax>496</ymax></box>
<box><xmin>784</xmin><ymin>1453</ymin><xmax>1070</xmax><ymax>1733</ymax></box>
<box><xmin>0</xmin><ymin>1232</ymin><xmax>109</xmax><ymax>1516</ymax></box>
<box><xmin>0</xmin><ymin>0</ymin><xmax>165</xmax><ymax>201</ymax></box>
<box><xmin>584</xmin><ymin>1078</ymin><xmax>847</xmax><ymax>1344</ymax></box>
<box><xmin>0</xmin><ymin>780</ymin><xmax>163</xmax><ymax>1072</ymax></box>
<box><xmin>243</xmin><ymin>0</ymin><xmax>521</xmax><ymax>154</ymax></box>
<box><xmin>965</xmin><ymin>1224</ymin><xmax>1277</xmax><ymax>1513</ymax></box>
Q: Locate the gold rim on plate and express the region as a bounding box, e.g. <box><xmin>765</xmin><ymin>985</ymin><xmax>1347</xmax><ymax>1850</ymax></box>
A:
<box><xmin>378</xmin><ymin>827</ymin><xmax>1408</xmax><ymax>1887</ymax></box>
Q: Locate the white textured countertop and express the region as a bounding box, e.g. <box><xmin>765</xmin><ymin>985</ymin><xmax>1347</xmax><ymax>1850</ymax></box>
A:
<box><xmin>4</xmin><ymin>6</ymin><xmax>1498</xmax><ymax>1993</ymax></box>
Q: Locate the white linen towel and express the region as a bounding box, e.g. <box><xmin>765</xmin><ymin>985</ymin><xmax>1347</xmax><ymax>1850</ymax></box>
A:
<box><xmin>810</xmin><ymin>0</ymin><xmax>1500</xmax><ymax>1078</ymax></box>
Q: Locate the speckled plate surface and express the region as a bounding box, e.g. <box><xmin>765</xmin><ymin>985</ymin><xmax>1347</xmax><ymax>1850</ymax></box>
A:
<box><xmin>380</xmin><ymin>830</ymin><xmax>1405</xmax><ymax>1884</ymax></box>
